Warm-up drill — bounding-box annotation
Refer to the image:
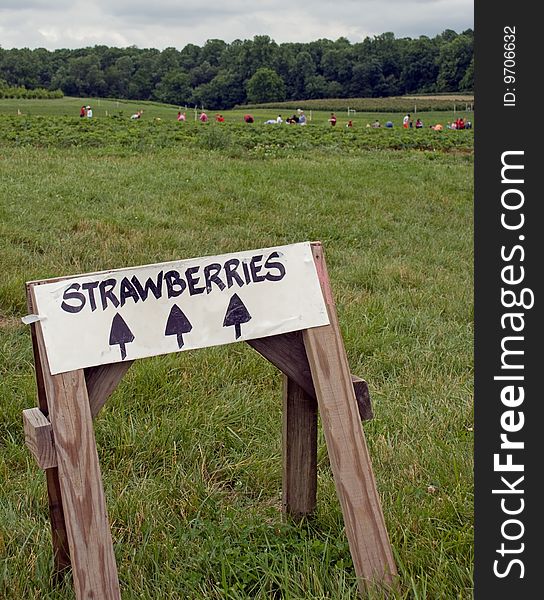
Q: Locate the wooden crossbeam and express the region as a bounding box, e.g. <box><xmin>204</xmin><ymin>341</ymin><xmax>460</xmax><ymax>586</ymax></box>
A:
<box><xmin>23</xmin><ymin>408</ymin><xmax>57</xmax><ymax>469</ymax></box>
<box><xmin>248</xmin><ymin>332</ymin><xmax>373</xmax><ymax>421</ymax></box>
<box><xmin>85</xmin><ymin>361</ymin><xmax>133</xmax><ymax>418</ymax></box>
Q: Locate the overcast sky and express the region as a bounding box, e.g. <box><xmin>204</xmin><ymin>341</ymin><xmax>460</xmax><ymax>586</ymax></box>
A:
<box><xmin>1</xmin><ymin>0</ymin><xmax>474</xmax><ymax>51</ymax></box>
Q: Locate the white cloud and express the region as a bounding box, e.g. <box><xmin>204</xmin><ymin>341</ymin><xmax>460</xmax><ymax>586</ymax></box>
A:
<box><xmin>0</xmin><ymin>0</ymin><xmax>473</xmax><ymax>50</ymax></box>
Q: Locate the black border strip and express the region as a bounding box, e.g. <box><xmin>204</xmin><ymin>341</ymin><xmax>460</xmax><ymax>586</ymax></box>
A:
<box><xmin>475</xmin><ymin>1</ymin><xmax>540</xmax><ymax>596</ymax></box>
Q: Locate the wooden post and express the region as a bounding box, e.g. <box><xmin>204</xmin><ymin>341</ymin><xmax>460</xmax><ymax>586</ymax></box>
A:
<box><xmin>28</xmin><ymin>285</ymin><xmax>121</xmax><ymax>600</ymax></box>
<box><xmin>27</xmin><ymin>286</ymin><xmax>71</xmax><ymax>576</ymax></box>
<box><xmin>282</xmin><ymin>376</ymin><xmax>317</xmax><ymax>519</ymax></box>
<box><xmin>304</xmin><ymin>243</ymin><xmax>397</xmax><ymax>593</ymax></box>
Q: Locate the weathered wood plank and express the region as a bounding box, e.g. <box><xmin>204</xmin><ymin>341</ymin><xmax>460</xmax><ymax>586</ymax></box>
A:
<box><xmin>248</xmin><ymin>330</ymin><xmax>310</xmax><ymax>391</ymax></box>
<box><xmin>351</xmin><ymin>375</ymin><xmax>373</xmax><ymax>422</ymax></box>
<box><xmin>303</xmin><ymin>242</ymin><xmax>397</xmax><ymax>593</ymax></box>
<box><xmin>282</xmin><ymin>376</ymin><xmax>317</xmax><ymax>519</ymax></box>
<box><xmin>85</xmin><ymin>361</ymin><xmax>133</xmax><ymax>418</ymax></box>
<box><xmin>23</xmin><ymin>408</ymin><xmax>57</xmax><ymax>469</ymax></box>
<box><xmin>247</xmin><ymin>333</ymin><xmax>373</xmax><ymax>421</ymax></box>
<box><xmin>27</xmin><ymin>285</ymin><xmax>71</xmax><ymax>576</ymax></box>
<box><xmin>29</xmin><ymin>285</ymin><xmax>121</xmax><ymax>600</ymax></box>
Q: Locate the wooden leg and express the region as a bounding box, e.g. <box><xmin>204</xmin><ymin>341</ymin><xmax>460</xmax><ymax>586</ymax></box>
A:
<box><xmin>29</xmin><ymin>321</ymin><xmax>71</xmax><ymax>576</ymax></box>
<box><xmin>282</xmin><ymin>376</ymin><xmax>317</xmax><ymax>519</ymax></box>
<box><xmin>305</xmin><ymin>242</ymin><xmax>397</xmax><ymax>593</ymax></box>
<box><xmin>46</xmin><ymin>368</ymin><xmax>121</xmax><ymax>600</ymax></box>
<box><xmin>28</xmin><ymin>281</ymin><xmax>121</xmax><ymax>600</ymax></box>
<box><xmin>44</xmin><ymin>468</ymin><xmax>71</xmax><ymax>578</ymax></box>
<box><xmin>304</xmin><ymin>326</ymin><xmax>396</xmax><ymax>591</ymax></box>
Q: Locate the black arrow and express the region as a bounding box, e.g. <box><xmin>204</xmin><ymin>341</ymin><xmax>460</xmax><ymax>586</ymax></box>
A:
<box><xmin>109</xmin><ymin>313</ymin><xmax>135</xmax><ymax>360</ymax></box>
<box><xmin>223</xmin><ymin>293</ymin><xmax>252</xmax><ymax>339</ymax></box>
<box><xmin>165</xmin><ymin>304</ymin><xmax>193</xmax><ymax>348</ymax></box>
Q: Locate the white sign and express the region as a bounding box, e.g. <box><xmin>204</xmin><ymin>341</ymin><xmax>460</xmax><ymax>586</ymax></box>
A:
<box><xmin>30</xmin><ymin>242</ymin><xmax>329</xmax><ymax>375</ymax></box>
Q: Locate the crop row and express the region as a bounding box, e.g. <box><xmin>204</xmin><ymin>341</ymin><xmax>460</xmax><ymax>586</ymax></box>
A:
<box><xmin>0</xmin><ymin>86</ymin><xmax>64</xmax><ymax>100</ymax></box>
<box><xmin>241</xmin><ymin>96</ymin><xmax>475</xmax><ymax>113</ymax></box>
<box><xmin>0</xmin><ymin>115</ymin><xmax>474</xmax><ymax>156</ymax></box>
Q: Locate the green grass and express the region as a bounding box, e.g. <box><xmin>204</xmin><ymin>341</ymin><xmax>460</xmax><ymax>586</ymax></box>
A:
<box><xmin>0</xmin><ymin>96</ymin><xmax>473</xmax><ymax>131</ymax></box>
<box><xmin>0</xmin><ymin>105</ymin><xmax>473</xmax><ymax>599</ymax></box>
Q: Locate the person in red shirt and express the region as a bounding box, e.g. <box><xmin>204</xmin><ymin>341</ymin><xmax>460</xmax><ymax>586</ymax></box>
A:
<box><xmin>328</xmin><ymin>113</ymin><xmax>337</xmax><ymax>126</ymax></box>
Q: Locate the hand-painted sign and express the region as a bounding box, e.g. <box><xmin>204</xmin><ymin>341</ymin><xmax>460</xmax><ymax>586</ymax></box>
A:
<box><xmin>29</xmin><ymin>242</ymin><xmax>329</xmax><ymax>375</ymax></box>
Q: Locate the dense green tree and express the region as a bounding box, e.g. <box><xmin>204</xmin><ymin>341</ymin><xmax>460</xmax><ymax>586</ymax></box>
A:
<box><xmin>246</xmin><ymin>67</ymin><xmax>286</xmax><ymax>103</ymax></box>
<box><xmin>248</xmin><ymin>35</ymin><xmax>279</xmax><ymax>72</ymax></box>
<box><xmin>189</xmin><ymin>61</ymin><xmax>217</xmax><ymax>87</ymax></box>
<box><xmin>0</xmin><ymin>48</ymin><xmax>40</xmax><ymax>88</ymax></box>
<box><xmin>200</xmin><ymin>39</ymin><xmax>227</xmax><ymax>66</ymax></box>
<box><xmin>304</xmin><ymin>75</ymin><xmax>331</xmax><ymax>99</ymax></box>
<box><xmin>52</xmin><ymin>54</ymin><xmax>106</xmax><ymax>96</ymax></box>
<box><xmin>290</xmin><ymin>51</ymin><xmax>316</xmax><ymax>99</ymax></box>
<box><xmin>155</xmin><ymin>47</ymin><xmax>181</xmax><ymax>78</ymax></box>
<box><xmin>153</xmin><ymin>71</ymin><xmax>192</xmax><ymax>104</ymax></box>
<box><xmin>321</xmin><ymin>49</ymin><xmax>352</xmax><ymax>87</ymax></box>
<box><xmin>371</xmin><ymin>32</ymin><xmax>402</xmax><ymax>95</ymax></box>
<box><xmin>436</xmin><ymin>33</ymin><xmax>473</xmax><ymax>91</ymax></box>
<box><xmin>0</xmin><ymin>31</ymin><xmax>473</xmax><ymax>106</ymax></box>
<box><xmin>399</xmin><ymin>36</ymin><xmax>439</xmax><ymax>93</ymax></box>
<box><xmin>103</xmin><ymin>55</ymin><xmax>135</xmax><ymax>98</ymax></box>
<box><xmin>459</xmin><ymin>57</ymin><xmax>474</xmax><ymax>92</ymax></box>
<box><xmin>179</xmin><ymin>44</ymin><xmax>201</xmax><ymax>71</ymax></box>
<box><xmin>131</xmin><ymin>55</ymin><xmax>160</xmax><ymax>99</ymax></box>
<box><xmin>192</xmin><ymin>70</ymin><xmax>245</xmax><ymax>108</ymax></box>
<box><xmin>349</xmin><ymin>59</ymin><xmax>385</xmax><ymax>97</ymax></box>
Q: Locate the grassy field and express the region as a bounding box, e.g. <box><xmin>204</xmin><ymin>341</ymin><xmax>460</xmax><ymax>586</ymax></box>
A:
<box><xmin>0</xmin><ymin>99</ymin><xmax>473</xmax><ymax>599</ymax></box>
<box><xmin>0</xmin><ymin>96</ymin><xmax>474</xmax><ymax>131</ymax></box>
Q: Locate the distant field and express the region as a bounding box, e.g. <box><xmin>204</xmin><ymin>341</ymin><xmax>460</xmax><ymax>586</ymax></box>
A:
<box><xmin>241</xmin><ymin>94</ymin><xmax>475</xmax><ymax>114</ymax></box>
<box><xmin>0</xmin><ymin>98</ymin><xmax>473</xmax><ymax>599</ymax></box>
<box><xmin>0</xmin><ymin>95</ymin><xmax>474</xmax><ymax>129</ymax></box>
<box><xmin>404</xmin><ymin>94</ymin><xmax>474</xmax><ymax>101</ymax></box>
<box><xmin>0</xmin><ymin>97</ymin><xmax>474</xmax><ymax>159</ymax></box>
<box><xmin>0</xmin><ymin>96</ymin><xmax>180</xmax><ymax>118</ymax></box>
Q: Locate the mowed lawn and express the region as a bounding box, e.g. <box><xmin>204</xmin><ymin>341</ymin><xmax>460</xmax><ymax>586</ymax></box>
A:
<box><xmin>0</xmin><ymin>132</ymin><xmax>473</xmax><ymax>598</ymax></box>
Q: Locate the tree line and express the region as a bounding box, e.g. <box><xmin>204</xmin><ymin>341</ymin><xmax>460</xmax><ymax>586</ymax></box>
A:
<box><xmin>0</xmin><ymin>30</ymin><xmax>473</xmax><ymax>109</ymax></box>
